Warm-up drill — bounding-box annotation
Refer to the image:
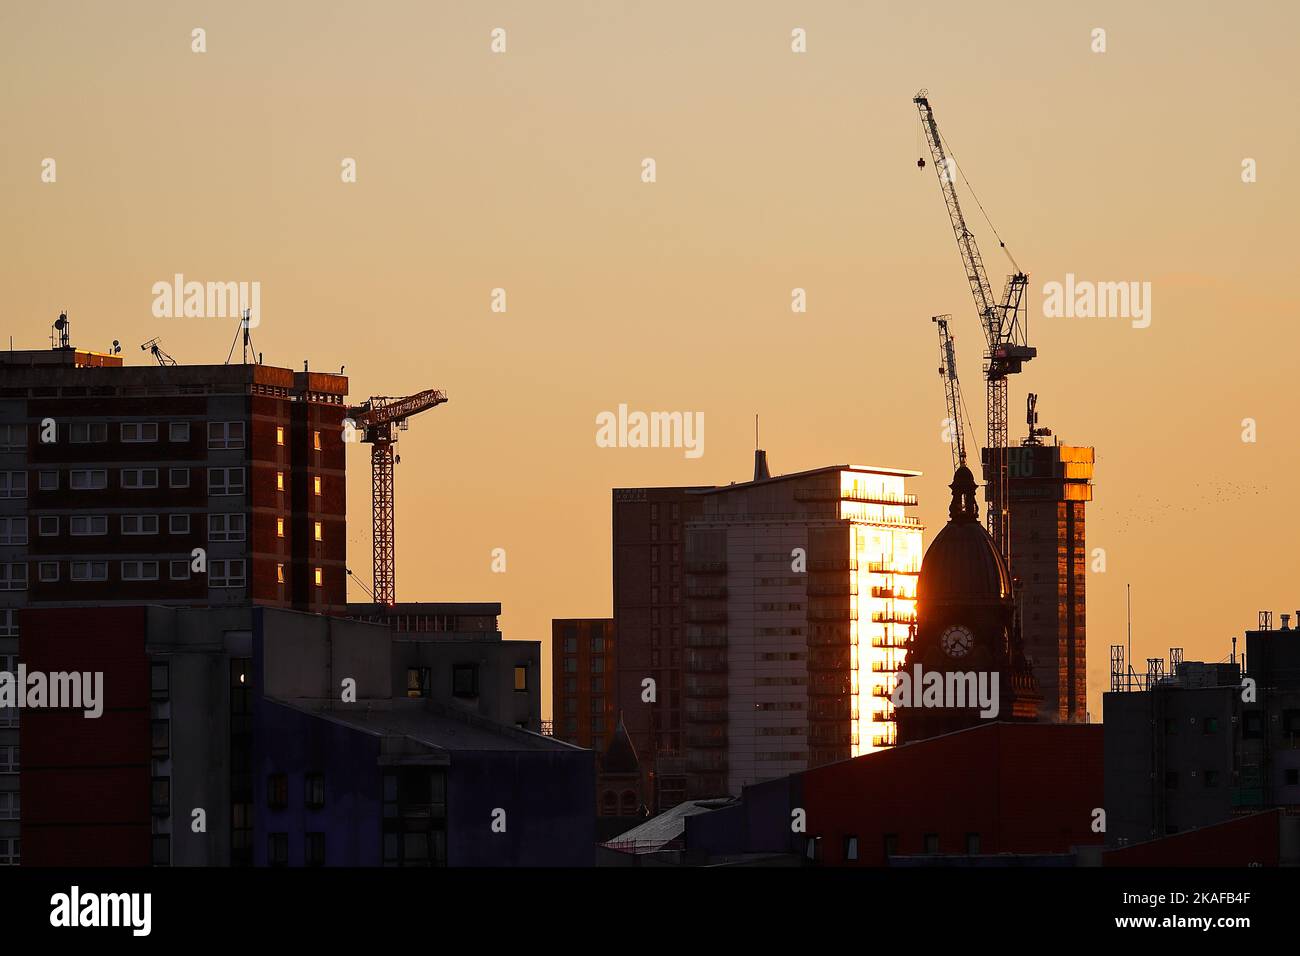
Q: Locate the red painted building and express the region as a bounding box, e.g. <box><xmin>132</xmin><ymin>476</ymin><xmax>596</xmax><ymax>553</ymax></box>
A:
<box><xmin>19</xmin><ymin>606</ymin><xmax>151</xmax><ymax>866</ymax></box>
<box><xmin>686</xmin><ymin>722</ymin><xmax>1104</xmax><ymax>865</ymax></box>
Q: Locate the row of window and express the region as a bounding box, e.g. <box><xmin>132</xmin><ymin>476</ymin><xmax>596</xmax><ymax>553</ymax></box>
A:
<box><xmin>1</xmin><ymin>468</ymin><xmax>328</xmax><ymax>497</ymax></box>
<box><xmin>0</xmin><ymin>421</ymin><xmax>331</xmax><ymax>450</ymax></box>
<box><xmin>267</xmin><ymin>832</ymin><xmax>326</xmax><ymax>867</ymax></box>
<box><xmin>0</xmin><ymin>559</ymin><xmax>248</xmax><ymax>588</ymax></box>
<box><xmin>0</xmin><ymin>512</ymin><xmax>324</xmax><ymax>543</ymax></box>
<box><xmin>804</xmin><ymin>832</ymin><xmax>981</xmax><ymax>863</ymax></box>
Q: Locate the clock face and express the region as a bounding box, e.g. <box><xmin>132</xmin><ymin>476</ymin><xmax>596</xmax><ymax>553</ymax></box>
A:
<box><xmin>940</xmin><ymin>624</ymin><xmax>974</xmax><ymax>659</ymax></box>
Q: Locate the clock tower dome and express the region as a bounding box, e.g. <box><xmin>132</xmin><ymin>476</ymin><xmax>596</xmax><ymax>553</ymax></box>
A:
<box><xmin>895</xmin><ymin>465</ymin><xmax>1042</xmax><ymax>744</ymax></box>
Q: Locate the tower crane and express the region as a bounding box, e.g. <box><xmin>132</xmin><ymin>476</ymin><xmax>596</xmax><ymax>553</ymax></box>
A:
<box><xmin>932</xmin><ymin>315</ymin><xmax>968</xmax><ymax>472</ymax></box>
<box><xmin>914</xmin><ymin>90</ymin><xmax>1035</xmax><ymax>563</ymax></box>
<box><xmin>345</xmin><ymin>389</ymin><xmax>448</xmax><ymax>606</ymax></box>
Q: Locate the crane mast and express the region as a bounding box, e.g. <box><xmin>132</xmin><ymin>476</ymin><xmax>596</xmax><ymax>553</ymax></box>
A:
<box><xmin>932</xmin><ymin>315</ymin><xmax>966</xmax><ymax>472</ymax></box>
<box><xmin>347</xmin><ymin>389</ymin><xmax>448</xmax><ymax>605</ymax></box>
<box><xmin>914</xmin><ymin>90</ymin><xmax>1035</xmax><ymax>563</ymax></box>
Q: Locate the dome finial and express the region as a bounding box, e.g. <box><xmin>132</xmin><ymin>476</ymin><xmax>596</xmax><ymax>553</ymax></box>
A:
<box><xmin>949</xmin><ymin>465</ymin><xmax>979</xmax><ymax>522</ymax></box>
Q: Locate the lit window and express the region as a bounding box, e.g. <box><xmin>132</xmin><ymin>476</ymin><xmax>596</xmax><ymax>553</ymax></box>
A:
<box><xmin>313</xmin><ymin>476</ymin><xmax>322</xmax><ymax>497</ymax></box>
<box><xmin>313</xmin><ymin>521</ymin><xmax>322</xmax><ymax>542</ymax></box>
<box><xmin>276</xmin><ymin>517</ymin><xmax>285</xmax><ymax>538</ymax></box>
<box><xmin>514</xmin><ymin>666</ymin><xmax>528</xmax><ymax>692</ymax></box>
<box><xmin>276</xmin><ymin>472</ymin><xmax>284</xmax><ymax>492</ymax></box>
<box><xmin>276</xmin><ymin>563</ymin><xmax>285</xmax><ymax>584</ymax></box>
<box><xmin>276</xmin><ymin>426</ymin><xmax>285</xmax><ymax>446</ymax></box>
<box><xmin>313</xmin><ymin>567</ymin><xmax>323</xmax><ymax>587</ymax></box>
<box><xmin>313</xmin><ymin>430</ymin><xmax>321</xmax><ymax>451</ymax></box>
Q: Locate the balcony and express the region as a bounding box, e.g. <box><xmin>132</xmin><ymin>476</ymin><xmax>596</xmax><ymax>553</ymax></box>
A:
<box><xmin>872</xmin><ymin>634</ymin><xmax>911</xmax><ymax>649</ymax></box>
<box><xmin>685</xmin><ymin>560</ymin><xmax>727</xmax><ymax>574</ymax></box>
<box><xmin>685</xmin><ymin>681</ymin><xmax>727</xmax><ymax>699</ymax></box>
<box><xmin>794</xmin><ymin>488</ymin><xmax>919</xmax><ymax>507</ymax></box>
<box><xmin>867</xmin><ymin>561</ymin><xmax>921</xmax><ymax>575</ymax></box>
<box><xmin>809</xmin><ymin>558</ymin><xmax>857</xmax><ymax>573</ymax></box>
<box><xmin>872</xmin><ymin>611</ymin><xmax>917</xmax><ymax>625</ymax></box>
<box><xmin>686</xmin><ymin>607</ymin><xmax>728</xmax><ymax>623</ymax></box>
<box><xmin>686</xmin><ymin>585</ymin><xmax>727</xmax><ymax>599</ymax></box>
<box><xmin>686</xmin><ymin>630</ymin><xmax>728</xmax><ymax>648</ymax></box>
<box><xmin>685</xmin><ymin>705</ymin><xmax>727</xmax><ymax>723</ymax></box>
<box><xmin>808</xmin><ymin>581</ymin><xmax>856</xmax><ymax>597</ymax></box>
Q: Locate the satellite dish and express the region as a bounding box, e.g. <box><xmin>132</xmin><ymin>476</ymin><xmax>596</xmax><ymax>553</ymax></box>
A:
<box><xmin>54</xmin><ymin>316</ymin><xmax>67</xmax><ymax>330</ymax></box>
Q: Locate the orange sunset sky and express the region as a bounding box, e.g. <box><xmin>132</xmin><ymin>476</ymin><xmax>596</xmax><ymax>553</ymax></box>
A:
<box><xmin>4</xmin><ymin>1</ymin><xmax>1299</xmax><ymax>720</ymax></box>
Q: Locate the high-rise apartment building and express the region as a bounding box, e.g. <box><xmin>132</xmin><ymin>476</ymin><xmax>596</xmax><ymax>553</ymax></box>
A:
<box><xmin>551</xmin><ymin>618</ymin><xmax>616</xmax><ymax>751</ymax></box>
<box><xmin>0</xmin><ymin>341</ymin><xmax>350</xmax><ymax>865</ymax></box>
<box><xmin>681</xmin><ymin>464</ymin><xmax>923</xmax><ymax>798</ymax></box>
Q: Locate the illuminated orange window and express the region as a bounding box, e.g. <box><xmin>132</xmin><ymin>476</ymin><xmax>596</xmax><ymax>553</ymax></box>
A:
<box><xmin>313</xmin><ymin>521</ymin><xmax>322</xmax><ymax>542</ymax></box>
<box><xmin>276</xmin><ymin>471</ymin><xmax>284</xmax><ymax>492</ymax></box>
<box><xmin>276</xmin><ymin>426</ymin><xmax>285</xmax><ymax>446</ymax></box>
<box><xmin>313</xmin><ymin>476</ymin><xmax>322</xmax><ymax>497</ymax></box>
<box><xmin>276</xmin><ymin>517</ymin><xmax>285</xmax><ymax>538</ymax></box>
<box><xmin>314</xmin><ymin>567</ymin><xmax>323</xmax><ymax>587</ymax></box>
<box><xmin>276</xmin><ymin>563</ymin><xmax>285</xmax><ymax>584</ymax></box>
<box><xmin>313</xmin><ymin>430</ymin><xmax>321</xmax><ymax>451</ymax></box>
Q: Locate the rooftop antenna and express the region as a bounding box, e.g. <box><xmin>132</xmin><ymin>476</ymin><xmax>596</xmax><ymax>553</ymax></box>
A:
<box><xmin>1127</xmin><ymin>583</ymin><xmax>1133</xmax><ymax>691</ymax></box>
<box><xmin>1024</xmin><ymin>393</ymin><xmax>1052</xmax><ymax>445</ymax></box>
<box><xmin>51</xmin><ymin>311</ymin><xmax>71</xmax><ymax>350</ymax></box>
<box><xmin>224</xmin><ymin>310</ymin><xmax>258</xmax><ymax>365</ymax></box>
<box><xmin>140</xmin><ymin>337</ymin><xmax>177</xmax><ymax>366</ymax></box>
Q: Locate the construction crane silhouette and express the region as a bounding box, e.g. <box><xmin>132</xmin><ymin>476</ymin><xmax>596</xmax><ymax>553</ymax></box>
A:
<box><xmin>914</xmin><ymin>90</ymin><xmax>1035</xmax><ymax>563</ymax></box>
<box><xmin>932</xmin><ymin>315</ymin><xmax>969</xmax><ymax>471</ymax></box>
<box><xmin>140</xmin><ymin>337</ymin><xmax>177</xmax><ymax>366</ymax></box>
<box><xmin>345</xmin><ymin>389</ymin><xmax>448</xmax><ymax>605</ymax></box>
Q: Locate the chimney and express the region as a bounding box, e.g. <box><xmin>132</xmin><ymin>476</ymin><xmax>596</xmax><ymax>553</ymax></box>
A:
<box><xmin>753</xmin><ymin>449</ymin><xmax>770</xmax><ymax>482</ymax></box>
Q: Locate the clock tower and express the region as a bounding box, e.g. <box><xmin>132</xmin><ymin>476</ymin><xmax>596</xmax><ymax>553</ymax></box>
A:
<box><xmin>895</xmin><ymin>465</ymin><xmax>1042</xmax><ymax>744</ymax></box>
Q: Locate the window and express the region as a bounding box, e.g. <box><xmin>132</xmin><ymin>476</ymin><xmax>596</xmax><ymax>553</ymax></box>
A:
<box><xmin>121</xmin><ymin>514</ymin><xmax>159</xmax><ymax>535</ymax></box>
<box><xmin>0</xmin><ymin>791</ymin><xmax>19</xmax><ymax>820</ymax></box>
<box><xmin>0</xmin><ymin>838</ymin><xmax>18</xmax><ymax>866</ymax></box>
<box><xmin>305</xmin><ymin>774</ymin><xmax>325</xmax><ymax>810</ymax></box>
<box><xmin>276</xmin><ymin>471</ymin><xmax>284</xmax><ymax>492</ymax></box>
<box><xmin>407</xmin><ymin>667</ymin><xmax>431</xmax><ymax>699</ymax></box>
<box><xmin>121</xmin><ymin>560</ymin><xmax>159</xmax><ymax>581</ymax></box>
<box><xmin>313</xmin><ymin>476</ymin><xmax>322</xmax><ymax>497</ymax></box>
<box><xmin>305</xmin><ymin>832</ymin><xmax>325</xmax><ymax>867</ymax></box>
<box><xmin>0</xmin><ymin>746</ymin><xmax>17</xmax><ymax>773</ymax></box>
<box><xmin>208</xmin><ymin>513</ymin><xmax>247</xmax><ymax>542</ymax></box>
<box><xmin>152</xmin><ymin>720</ymin><xmax>170</xmax><ymax>758</ymax></box>
<box><xmin>208</xmin><ymin>467</ymin><xmax>245</xmax><ymax>496</ymax></box>
<box><xmin>209</xmin><ymin>421</ymin><xmax>246</xmax><ymax>449</ymax></box>
<box><xmin>0</xmin><ymin>517</ymin><xmax>27</xmax><ymax>545</ymax></box>
<box><xmin>169</xmin><ymin>421</ymin><xmax>190</xmax><ymax>442</ymax></box>
<box><xmin>0</xmin><ymin>472</ymin><xmax>27</xmax><ymax>499</ymax></box>
<box><xmin>514</xmin><ymin>665</ymin><xmax>528</xmax><ymax>692</ymax></box>
<box><xmin>883</xmin><ymin>833</ymin><xmax>899</xmax><ymax>857</ymax></box>
<box><xmin>314</xmin><ymin>521</ymin><xmax>322</xmax><ymax>542</ymax></box>
<box><xmin>151</xmin><ymin>777</ymin><xmax>170</xmax><ymax>816</ymax></box>
<box><xmin>965</xmin><ymin>832</ymin><xmax>981</xmax><ymax>855</ymax></box>
<box><xmin>121</xmin><ymin>422</ymin><xmax>158</xmax><ymax>443</ymax></box>
<box><xmin>169</xmin><ymin>514</ymin><xmax>190</xmax><ymax>534</ymax></box>
<box><xmin>267</xmin><ymin>774</ymin><xmax>288</xmax><ymax>809</ymax></box>
<box><xmin>276</xmin><ymin>426</ymin><xmax>285</xmax><ymax>446</ymax></box>
<box><xmin>169</xmin><ymin>560</ymin><xmax>191</xmax><ymax>580</ymax></box>
<box><xmin>210</xmin><ymin>559</ymin><xmax>247</xmax><ymax>588</ymax></box>
<box><xmin>0</xmin><ymin>424</ymin><xmax>26</xmax><ymax>451</ymax></box>
<box><xmin>169</xmin><ymin>467</ymin><xmax>189</xmax><ymax>488</ymax></box>
<box><xmin>120</xmin><ymin>468</ymin><xmax>158</xmax><ymax>489</ymax></box>
<box><xmin>37</xmin><ymin>516</ymin><xmax>58</xmax><ymax>537</ymax></box>
<box><xmin>38</xmin><ymin>562</ymin><xmax>58</xmax><ymax>583</ymax></box>
<box><xmin>268</xmin><ymin>833</ymin><xmax>288</xmax><ymax>867</ymax></box>
<box><xmin>563</xmin><ymin>658</ymin><xmax>577</xmax><ymax>673</ymax></box>
<box><xmin>923</xmin><ymin>833</ymin><xmax>940</xmax><ymax>854</ymax></box>
<box><xmin>591</xmin><ymin>677</ymin><xmax>604</xmax><ymax>693</ymax></box>
<box><xmin>70</xmin><ymin>422</ymin><xmax>107</xmax><ymax>443</ymax></box>
<box><xmin>69</xmin><ymin>469</ymin><xmax>107</xmax><ymax>490</ymax></box>
<box><xmin>592</xmin><ymin>658</ymin><xmax>605</xmax><ymax>674</ymax></box>
<box><xmin>70</xmin><ymin>515</ymin><xmax>107</xmax><ymax>536</ymax></box>
<box><xmin>313</xmin><ymin>430</ymin><xmax>321</xmax><ymax>451</ymax></box>
<box><xmin>276</xmin><ymin>563</ymin><xmax>285</xmax><ymax>584</ymax></box>
<box><xmin>0</xmin><ymin>565</ymin><xmax>27</xmax><ymax>591</ymax></box>
<box><xmin>1204</xmin><ymin>770</ymin><xmax>1220</xmax><ymax>788</ymax></box>
<box><xmin>591</xmin><ymin>636</ymin><xmax>604</xmax><ymax>653</ymax></box>
<box><xmin>151</xmin><ymin>662</ymin><xmax>170</xmax><ymax>701</ymax></box>
<box><xmin>276</xmin><ymin>517</ymin><xmax>285</xmax><ymax>538</ymax></box>
<box><xmin>564</xmin><ymin>636</ymin><xmax>577</xmax><ymax>653</ymax></box>
<box><xmin>70</xmin><ymin>561</ymin><xmax>108</xmax><ymax>582</ymax></box>
<box><xmin>310</xmin><ymin>566</ymin><xmax>321</xmax><ymax>587</ymax></box>
<box><xmin>453</xmin><ymin>664</ymin><xmax>479</xmax><ymax>698</ymax></box>
<box><xmin>152</xmin><ymin>834</ymin><xmax>170</xmax><ymax>867</ymax></box>
<box><xmin>844</xmin><ymin>835</ymin><xmax>859</xmax><ymax>862</ymax></box>
<box><xmin>1203</xmin><ymin>717</ymin><xmax>1220</xmax><ymax>735</ymax></box>
<box><xmin>805</xmin><ymin>836</ymin><xmax>821</xmax><ymax>862</ymax></box>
